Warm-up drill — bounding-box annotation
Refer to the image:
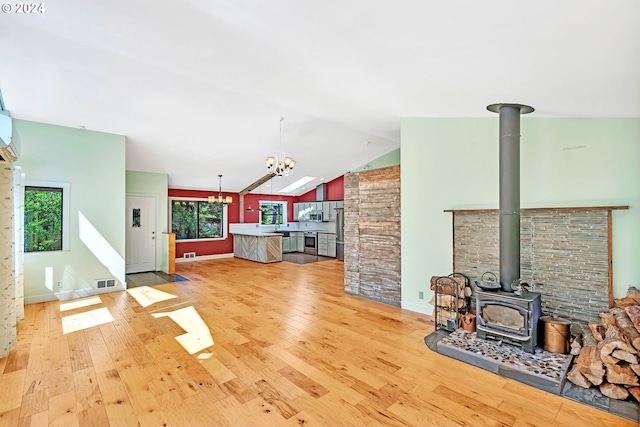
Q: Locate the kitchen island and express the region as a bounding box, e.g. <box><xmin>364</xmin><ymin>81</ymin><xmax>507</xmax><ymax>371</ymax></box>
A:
<box><xmin>232</xmin><ymin>232</ymin><xmax>282</xmax><ymax>263</ymax></box>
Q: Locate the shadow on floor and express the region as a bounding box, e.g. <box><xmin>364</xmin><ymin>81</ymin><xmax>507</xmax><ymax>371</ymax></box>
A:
<box><xmin>125</xmin><ymin>271</ymin><xmax>188</xmax><ymax>288</ymax></box>
<box><xmin>282</xmin><ymin>253</ymin><xmax>336</xmax><ymax>265</ymax></box>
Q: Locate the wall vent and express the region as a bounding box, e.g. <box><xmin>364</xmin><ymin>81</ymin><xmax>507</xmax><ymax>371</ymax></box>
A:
<box><xmin>184</xmin><ymin>252</ymin><xmax>196</xmax><ymax>259</ymax></box>
<box><xmin>97</xmin><ymin>278</ymin><xmax>117</xmax><ymax>288</ymax></box>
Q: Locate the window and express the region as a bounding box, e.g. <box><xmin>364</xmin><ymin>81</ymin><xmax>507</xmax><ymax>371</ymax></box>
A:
<box><xmin>170</xmin><ymin>198</ymin><xmax>227</xmax><ymax>240</ymax></box>
<box><xmin>259</xmin><ymin>201</ymin><xmax>287</xmax><ymax>226</ymax></box>
<box><xmin>24</xmin><ymin>182</ymin><xmax>70</xmax><ymax>253</ymax></box>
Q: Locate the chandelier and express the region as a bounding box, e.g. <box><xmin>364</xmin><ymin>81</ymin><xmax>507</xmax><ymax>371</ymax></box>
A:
<box><xmin>266</xmin><ymin>117</ymin><xmax>295</xmax><ymax>176</ymax></box>
<box><xmin>208</xmin><ymin>174</ymin><xmax>232</xmax><ymax>205</ymax></box>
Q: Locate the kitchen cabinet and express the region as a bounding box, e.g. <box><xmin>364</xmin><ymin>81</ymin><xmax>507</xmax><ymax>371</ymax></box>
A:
<box><xmin>288</xmin><ymin>231</ymin><xmax>304</xmax><ymax>252</ymax></box>
<box><xmin>322</xmin><ymin>201</ymin><xmax>339</xmax><ymax>222</ymax></box>
<box><xmin>294</xmin><ymin>200</ymin><xmax>344</xmax><ymax>222</ymax></box>
<box><xmin>233</xmin><ymin>233</ymin><xmax>282</xmax><ymax>263</ymax></box>
<box><xmin>317</xmin><ymin>233</ymin><xmax>336</xmax><ymax>257</ymax></box>
<box><xmin>322</xmin><ymin>202</ymin><xmax>331</xmax><ymax>221</ymax></box>
<box><xmin>282</xmin><ymin>236</ymin><xmax>290</xmax><ymax>253</ymax></box>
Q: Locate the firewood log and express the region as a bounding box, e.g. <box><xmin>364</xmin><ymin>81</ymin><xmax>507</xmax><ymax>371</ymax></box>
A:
<box><xmin>605</xmin><ymin>363</ymin><xmax>640</xmax><ymax>386</ymax></box>
<box><xmin>599</xmin><ymin>382</ymin><xmax>629</xmax><ymax>400</ymax></box>
<box><xmin>588</xmin><ymin>324</ymin><xmax>606</xmax><ymax>341</ymax></box>
<box><xmin>567</xmin><ymin>365</ymin><xmax>592</xmax><ymax>389</ymax></box>
<box><xmin>601</xmin><ymin>353</ymin><xmax>620</xmax><ymax>366</ymax></box>
<box><xmin>581</xmin><ymin>326</ymin><xmax>598</xmax><ymax>347</ymax></box>
<box><xmin>628</xmin><ymin>387</ymin><xmax>640</xmax><ymax>403</ymax></box>
<box><xmin>630</xmin><ymin>363</ymin><xmax>640</xmax><ymax>377</ymax></box>
<box><xmin>615</xmin><ymin>296</ymin><xmax>640</xmax><ymax>308</ymax></box>
<box><xmin>624</xmin><ymin>305</ymin><xmax>640</xmax><ymax>336</ymax></box>
<box><xmin>610</xmin><ymin>306</ymin><xmax>640</xmax><ymax>351</ymax></box>
<box><xmin>434</xmin><ymin>294</ymin><xmax>466</xmax><ymax>309</ymax></box>
<box><xmin>611</xmin><ymin>349</ymin><xmax>638</xmax><ymax>364</ymax></box>
<box><xmin>570</xmin><ymin>333</ymin><xmax>582</xmax><ymax>356</ymax></box>
<box><xmin>599</xmin><ymin>311</ymin><xmax>616</xmax><ymax>327</ymax></box>
<box><xmin>600</xmin><ymin>325</ymin><xmax>636</xmax><ymax>360</ymax></box>
<box><xmin>614</xmin><ymin>286</ymin><xmax>640</xmax><ymax>307</ymax></box>
<box><xmin>430</xmin><ymin>276</ymin><xmax>465</xmax><ymax>296</ymax></box>
<box><xmin>577</xmin><ymin>343</ymin><xmax>605</xmax><ymax>386</ymax></box>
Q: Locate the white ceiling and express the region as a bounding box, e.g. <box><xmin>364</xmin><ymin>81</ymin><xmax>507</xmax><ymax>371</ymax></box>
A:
<box><xmin>1</xmin><ymin>0</ymin><xmax>639</xmax><ymax>195</ymax></box>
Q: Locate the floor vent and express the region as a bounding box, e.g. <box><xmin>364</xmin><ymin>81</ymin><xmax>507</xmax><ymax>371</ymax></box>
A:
<box><xmin>184</xmin><ymin>252</ymin><xmax>196</xmax><ymax>259</ymax></box>
<box><xmin>97</xmin><ymin>278</ymin><xmax>117</xmax><ymax>288</ymax></box>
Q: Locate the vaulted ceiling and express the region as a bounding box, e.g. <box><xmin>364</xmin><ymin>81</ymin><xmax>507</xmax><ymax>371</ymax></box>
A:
<box><xmin>1</xmin><ymin>1</ymin><xmax>638</xmax><ymax>195</ymax></box>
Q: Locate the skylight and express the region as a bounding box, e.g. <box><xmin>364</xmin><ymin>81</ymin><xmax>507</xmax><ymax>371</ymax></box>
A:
<box><xmin>278</xmin><ymin>176</ymin><xmax>316</xmax><ymax>193</ymax></box>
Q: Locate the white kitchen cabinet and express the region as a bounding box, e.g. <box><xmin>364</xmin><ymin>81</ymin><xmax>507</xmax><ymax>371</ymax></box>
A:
<box><xmin>289</xmin><ymin>231</ymin><xmax>304</xmax><ymax>252</ymax></box>
<box><xmin>327</xmin><ymin>234</ymin><xmax>336</xmax><ymax>257</ymax></box>
<box><xmin>322</xmin><ymin>201</ymin><xmax>331</xmax><ymax>221</ymax></box>
<box><xmin>294</xmin><ymin>203</ymin><xmax>301</xmax><ymax>222</ymax></box>
<box><xmin>317</xmin><ymin>233</ymin><xmax>328</xmax><ymax>256</ymax></box>
<box><xmin>317</xmin><ymin>233</ymin><xmax>336</xmax><ymax>257</ymax></box>
<box><xmin>282</xmin><ymin>236</ymin><xmax>290</xmax><ymax>253</ymax></box>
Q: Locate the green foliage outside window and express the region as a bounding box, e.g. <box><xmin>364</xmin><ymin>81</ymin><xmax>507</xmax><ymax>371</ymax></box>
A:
<box><xmin>24</xmin><ymin>186</ymin><xmax>63</xmax><ymax>252</ymax></box>
<box><xmin>172</xmin><ymin>200</ymin><xmax>223</xmax><ymax>240</ymax></box>
<box><xmin>260</xmin><ymin>202</ymin><xmax>283</xmax><ymax>225</ymax></box>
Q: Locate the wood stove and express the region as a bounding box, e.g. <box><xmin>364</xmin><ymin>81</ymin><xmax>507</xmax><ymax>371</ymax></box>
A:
<box><xmin>476</xmin><ymin>290</ymin><xmax>541</xmax><ymax>353</ymax></box>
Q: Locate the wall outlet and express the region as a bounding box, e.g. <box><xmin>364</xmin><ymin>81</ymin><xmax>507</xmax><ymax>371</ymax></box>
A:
<box><xmin>418</xmin><ymin>291</ymin><xmax>424</xmax><ymax>299</ymax></box>
<box><xmin>57</xmin><ymin>281</ymin><xmax>62</xmax><ymax>288</ymax></box>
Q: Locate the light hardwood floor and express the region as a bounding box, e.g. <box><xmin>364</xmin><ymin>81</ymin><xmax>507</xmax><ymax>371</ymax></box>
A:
<box><xmin>0</xmin><ymin>258</ymin><xmax>636</xmax><ymax>427</ymax></box>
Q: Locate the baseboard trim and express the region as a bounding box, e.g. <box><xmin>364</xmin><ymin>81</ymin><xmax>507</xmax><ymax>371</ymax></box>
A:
<box><xmin>401</xmin><ymin>300</ymin><xmax>433</xmax><ymax>316</ymax></box>
<box><xmin>24</xmin><ymin>285</ymin><xmax>126</xmax><ymax>305</ymax></box>
<box><xmin>175</xmin><ymin>253</ymin><xmax>234</xmax><ymax>263</ymax></box>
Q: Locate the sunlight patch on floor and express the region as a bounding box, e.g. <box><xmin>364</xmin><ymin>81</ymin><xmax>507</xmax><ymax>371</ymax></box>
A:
<box><xmin>127</xmin><ymin>286</ymin><xmax>178</xmax><ymax>308</ymax></box>
<box><xmin>152</xmin><ymin>306</ymin><xmax>214</xmax><ymax>354</ymax></box>
<box><xmin>59</xmin><ymin>296</ymin><xmax>103</xmax><ymax>312</ymax></box>
<box><xmin>61</xmin><ymin>307</ymin><xmax>115</xmax><ymax>334</ymax></box>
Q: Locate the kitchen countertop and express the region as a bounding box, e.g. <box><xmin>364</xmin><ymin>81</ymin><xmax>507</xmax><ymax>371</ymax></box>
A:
<box><xmin>231</xmin><ymin>232</ymin><xmax>282</xmax><ymax>237</ymax></box>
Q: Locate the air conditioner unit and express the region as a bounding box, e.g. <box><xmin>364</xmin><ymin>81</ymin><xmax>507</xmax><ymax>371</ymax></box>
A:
<box><xmin>0</xmin><ymin>112</ymin><xmax>20</xmax><ymax>163</ymax></box>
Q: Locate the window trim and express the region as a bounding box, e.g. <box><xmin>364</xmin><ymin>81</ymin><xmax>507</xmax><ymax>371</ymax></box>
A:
<box><xmin>24</xmin><ymin>180</ymin><xmax>71</xmax><ymax>253</ymax></box>
<box><xmin>258</xmin><ymin>200</ymin><xmax>288</xmax><ymax>227</ymax></box>
<box><xmin>169</xmin><ymin>197</ymin><xmax>229</xmax><ymax>242</ymax></box>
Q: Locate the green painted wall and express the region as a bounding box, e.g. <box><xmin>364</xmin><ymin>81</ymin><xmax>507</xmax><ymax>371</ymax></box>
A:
<box><xmin>401</xmin><ymin>117</ymin><xmax>640</xmax><ymax>315</ymax></box>
<box><xmin>126</xmin><ymin>170</ymin><xmax>169</xmax><ymax>272</ymax></box>
<box><xmin>15</xmin><ymin>120</ymin><xmax>126</xmax><ymax>302</ymax></box>
<box><xmin>352</xmin><ymin>148</ymin><xmax>400</xmax><ymax>172</ymax></box>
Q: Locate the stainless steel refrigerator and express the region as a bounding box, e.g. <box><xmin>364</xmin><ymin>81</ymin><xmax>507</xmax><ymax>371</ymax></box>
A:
<box><xmin>335</xmin><ymin>207</ymin><xmax>344</xmax><ymax>261</ymax></box>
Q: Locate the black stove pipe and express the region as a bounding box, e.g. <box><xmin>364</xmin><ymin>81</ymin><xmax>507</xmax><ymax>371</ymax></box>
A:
<box><xmin>487</xmin><ymin>103</ymin><xmax>534</xmax><ymax>292</ymax></box>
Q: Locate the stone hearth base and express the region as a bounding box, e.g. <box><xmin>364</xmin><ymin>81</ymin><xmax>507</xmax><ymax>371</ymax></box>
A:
<box><xmin>424</xmin><ymin>329</ymin><xmax>639</xmax><ymax>422</ymax></box>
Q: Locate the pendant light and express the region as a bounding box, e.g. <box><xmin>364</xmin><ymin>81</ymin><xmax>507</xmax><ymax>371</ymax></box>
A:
<box><xmin>208</xmin><ymin>174</ymin><xmax>232</xmax><ymax>205</ymax></box>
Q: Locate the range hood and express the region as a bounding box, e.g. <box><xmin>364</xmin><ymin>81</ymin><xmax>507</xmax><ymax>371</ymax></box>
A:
<box><xmin>316</xmin><ymin>183</ymin><xmax>327</xmax><ymax>201</ymax></box>
<box><xmin>0</xmin><ymin>109</ymin><xmax>20</xmax><ymax>163</ymax></box>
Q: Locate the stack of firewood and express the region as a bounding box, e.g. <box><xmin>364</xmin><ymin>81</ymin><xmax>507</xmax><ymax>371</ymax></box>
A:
<box><xmin>567</xmin><ymin>287</ymin><xmax>640</xmax><ymax>401</ymax></box>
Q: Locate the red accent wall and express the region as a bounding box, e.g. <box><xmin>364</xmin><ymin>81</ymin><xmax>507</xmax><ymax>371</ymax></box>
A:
<box><xmin>296</xmin><ymin>175</ymin><xmax>345</xmax><ymax>203</ymax></box>
<box><xmin>169</xmin><ymin>188</ymin><xmax>239</xmax><ymax>257</ymax></box>
<box><xmin>326</xmin><ymin>175</ymin><xmax>344</xmax><ymax>200</ymax></box>
<box><xmin>242</xmin><ymin>193</ymin><xmax>298</xmax><ymax>225</ymax></box>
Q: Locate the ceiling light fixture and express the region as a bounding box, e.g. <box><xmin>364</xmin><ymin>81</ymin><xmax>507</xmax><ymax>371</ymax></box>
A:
<box><xmin>266</xmin><ymin>117</ymin><xmax>295</xmax><ymax>176</ymax></box>
<box><xmin>208</xmin><ymin>174</ymin><xmax>232</xmax><ymax>205</ymax></box>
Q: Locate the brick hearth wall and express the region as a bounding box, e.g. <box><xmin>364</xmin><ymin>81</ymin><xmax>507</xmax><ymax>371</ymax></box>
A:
<box><xmin>453</xmin><ymin>209</ymin><xmax>610</xmax><ymax>334</ymax></box>
<box><xmin>344</xmin><ymin>165</ymin><xmax>400</xmax><ymax>306</ymax></box>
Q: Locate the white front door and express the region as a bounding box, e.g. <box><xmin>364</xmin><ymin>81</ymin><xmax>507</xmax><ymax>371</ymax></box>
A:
<box><xmin>126</xmin><ymin>195</ymin><xmax>157</xmax><ymax>274</ymax></box>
